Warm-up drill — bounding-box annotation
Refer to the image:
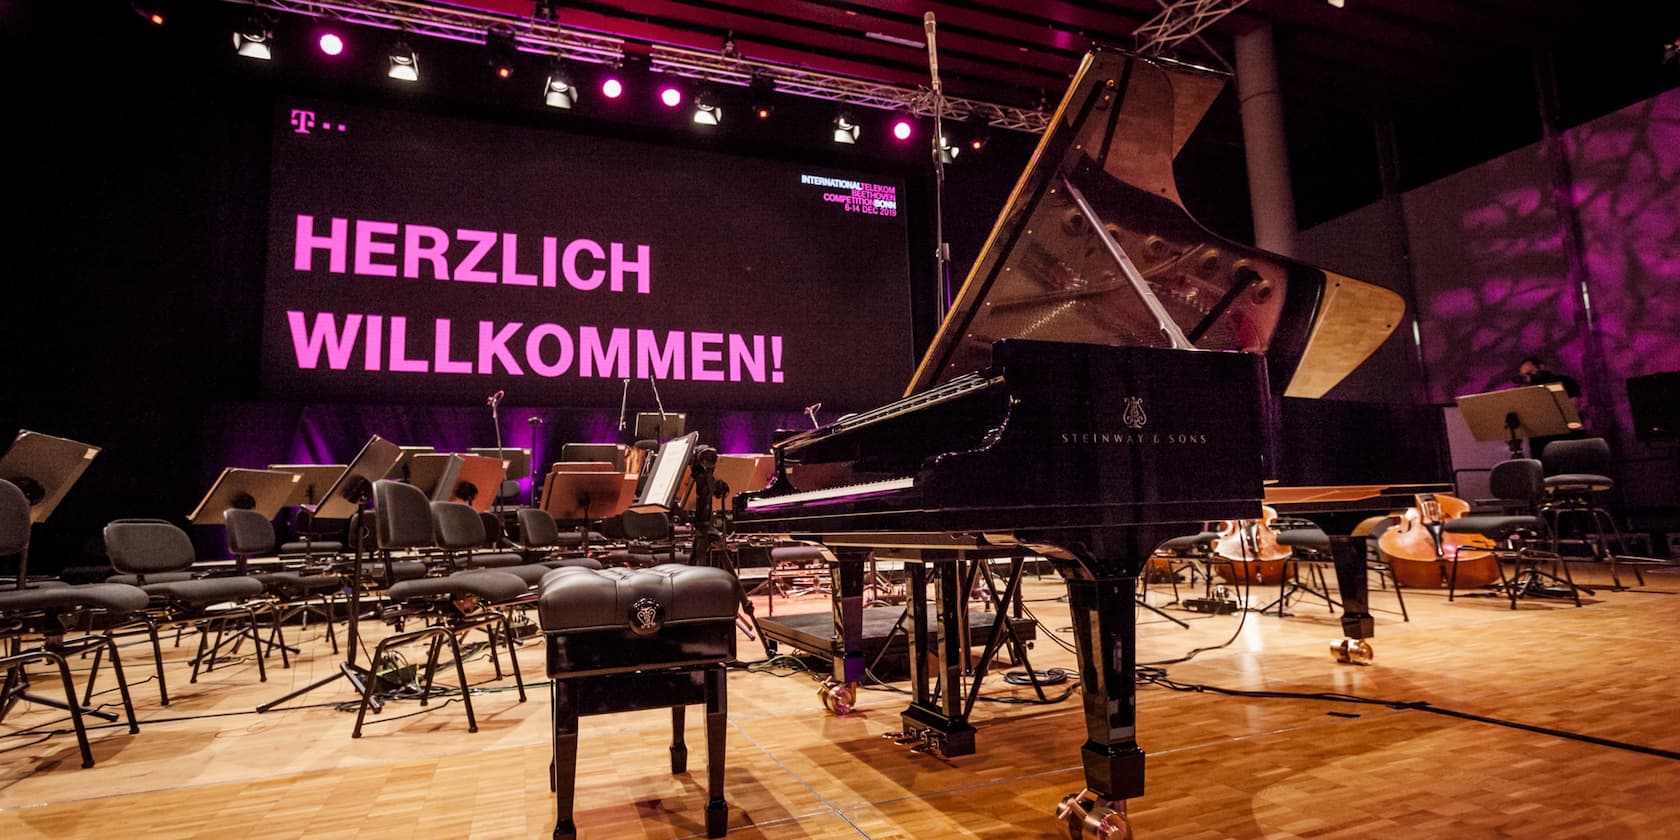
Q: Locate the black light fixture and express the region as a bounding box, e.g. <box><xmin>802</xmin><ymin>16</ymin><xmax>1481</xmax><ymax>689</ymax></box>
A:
<box><xmin>486</xmin><ymin>25</ymin><xmax>517</xmax><ymax>80</ymax></box>
<box><xmin>387</xmin><ymin>41</ymin><xmax>419</xmax><ymax>82</ymax></box>
<box><xmin>544</xmin><ymin>58</ymin><xmax>577</xmax><ymax>109</ymax></box>
<box><xmin>692</xmin><ymin>88</ymin><xmax>722</xmax><ymax>125</ymax></box>
<box><xmin>936</xmin><ymin>129</ymin><xmax>960</xmax><ymax>164</ymax></box>
<box><xmin>832</xmin><ymin>110</ymin><xmax>861</xmax><ymax>144</ymax></box>
<box><xmin>233</xmin><ymin>15</ymin><xmax>272</xmax><ymax>60</ymax></box>
<box><xmin>748</xmin><ymin>74</ymin><xmax>775</xmax><ymax>120</ymax></box>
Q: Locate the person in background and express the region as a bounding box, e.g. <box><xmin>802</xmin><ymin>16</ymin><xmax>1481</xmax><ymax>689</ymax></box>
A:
<box><xmin>1513</xmin><ymin>355</ymin><xmax>1585</xmax><ymax>459</ymax></box>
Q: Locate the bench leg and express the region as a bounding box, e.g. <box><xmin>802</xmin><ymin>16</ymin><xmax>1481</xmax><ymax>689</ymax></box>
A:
<box><xmin>552</xmin><ymin>680</ymin><xmax>579</xmax><ymax>840</ymax></box>
<box><xmin>670</xmin><ymin>705</ymin><xmax>687</xmax><ymax>774</ymax></box>
<box><xmin>705</xmin><ymin>667</ymin><xmax>728</xmax><ymax>838</ymax></box>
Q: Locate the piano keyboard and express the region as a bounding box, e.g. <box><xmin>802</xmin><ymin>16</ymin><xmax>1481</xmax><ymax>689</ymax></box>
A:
<box><xmin>742</xmin><ymin>476</ymin><xmax>915</xmax><ymax>510</ymax></box>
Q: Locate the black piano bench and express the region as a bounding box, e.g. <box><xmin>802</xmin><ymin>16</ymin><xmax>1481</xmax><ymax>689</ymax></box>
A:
<box><xmin>539</xmin><ymin>564</ymin><xmax>739</xmax><ymax>840</ymax></box>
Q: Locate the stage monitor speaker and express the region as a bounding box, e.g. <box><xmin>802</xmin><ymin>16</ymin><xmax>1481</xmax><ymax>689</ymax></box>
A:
<box><xmin>1627</xmin><ymin>371</ymin><xmax>1679</xmax><ymax>442</ymax></box>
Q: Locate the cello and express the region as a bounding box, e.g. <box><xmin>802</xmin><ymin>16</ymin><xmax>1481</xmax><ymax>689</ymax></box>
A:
<box><xmin>1377</xmin><ymin>493</ymin><xmax>1499</xmax><ymax>589</ymax></box>
<box><xmin>1210</xmin><ymin>505</ymin><xmax>1293</xmax><ymax>586</ymax></box>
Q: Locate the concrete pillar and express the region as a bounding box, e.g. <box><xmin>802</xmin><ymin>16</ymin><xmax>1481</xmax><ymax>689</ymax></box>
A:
<box><xmin>1235</xmin><ymin>25</ymin><xmax>1297</xmax><ymax>257</ymax></box>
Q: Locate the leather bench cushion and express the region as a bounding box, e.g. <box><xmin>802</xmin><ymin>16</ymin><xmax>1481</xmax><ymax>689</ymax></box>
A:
<box><xmin>539</xmin><ymin>564</ymin><xmax>737</xmax><ymax>633</ymax></box>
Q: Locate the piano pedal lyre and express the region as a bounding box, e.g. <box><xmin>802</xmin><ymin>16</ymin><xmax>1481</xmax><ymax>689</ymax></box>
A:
<box><xmin>817</xmin><ymin>679</ymin><xmax>856</xmax><ymax>715</ymax></box>
<box><xmin>1057</xmin><ymin>788</ymin><xmax>1131</xmax><ymax>840</ymax></box>
<box><xmin>1329</xmin><ymin>637</ymin><xmax>1373</xmax><ymax>665</ymax></box>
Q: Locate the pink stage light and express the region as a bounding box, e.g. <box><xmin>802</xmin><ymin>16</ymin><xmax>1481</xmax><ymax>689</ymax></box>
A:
<box><xmin>659</xmin><ymin>87</ymin><xmax>682</xmax><ymax>108</ymax></box>
<box><xmin>601</xmin><ymin>78</ymin><xmax>624</xmax><ymax>99</ymax></box>
<box><xmin>319</xmin><ymin>33</ymin><xmax>344</xmax><ymax>56</ymax></box>
<box><xmin>892</xmin><ymin>119</ymin><xmax>913</xmax><ymax>141</ymax></box>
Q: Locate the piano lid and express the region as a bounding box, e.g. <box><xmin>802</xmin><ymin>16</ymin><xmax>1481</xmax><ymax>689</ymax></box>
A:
<box><xmin>906</xmin><ymin>49</ymin><xmax>1403</xmax><ymax>400</ymax></box>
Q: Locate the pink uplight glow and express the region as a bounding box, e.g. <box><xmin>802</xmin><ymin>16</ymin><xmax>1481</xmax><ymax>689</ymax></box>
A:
<box><xmin>318</xmin><ymin>33</ymin><xmax>344</xmax><ymax>56</ymax></box>
<box><xmin>659</xmin><ymin>87</ymin><xmax>682</xmax><ymax>108</ymax></box>
<box><xmin>892</xmin><ymin>120</ymin><xmax>912</xmax><ymax>141</ymax></box>
<box><xmin>601</xmin><ymin>78</ymin><xmax>623</xmax><ymax>99</ymax></box>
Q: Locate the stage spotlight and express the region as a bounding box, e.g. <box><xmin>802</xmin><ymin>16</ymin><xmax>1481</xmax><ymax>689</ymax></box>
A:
<box><xmin>832</xmin><ymin>111</ymin><xmax>860</xmax><ymax>144</ymax></box>
<box><xmin>937</xmin><ymin>133</ymin><xmax>960</xmax><ymax>164</ymax></box>
<box><xmin>969</xmin><ymin>134</ymin><xmax>989</xmax><ymax>153</ymax></box>
<box><xmin>748</xmin><ymin>74</ymin><xmax>775</xmax><ymax>120</ymax></box>
<box><xmin>388</xmin><ymin>42</ymin><xmax>419</xmax><ymax>81</ymax></box>
<box><xmin>486</xmin><ymin>25</ymin><xmax>517</xmax><ymax>79</ymax></box>
<box><xmin>891</xmin><ymin>118</ymin><xmax>913</xmax><ymax>141</ymax></box>
<box><xmin>692</xmin><ymin>88</ymin><xmax>721</xmax><ymax>125</ymax></box>
<box><xmin>131</xmin><ymin>3</ymin><xmax>168</xmax><ymax>26</ymax></box>
<box><xmin>544</xmin><ymin>61</ymin><xmax>577</xmax><ymax>109</ymax></box>
<box><xmin>601</xmin><ymin>77</ymin><xmax>624</xmax><ymax>99</ymax></box>
<box><xmin>233</xmin><ymin>18</ymin><xmax>272</xmax><ymax>60</ymax></box>
<box><xmin>659</xmin><ymin>86</ymin><xmax>683</xmax><ymax>108</ymax></box>
<box><xmin>319</xmin><ymin>32</ymin><xmax>344</xmax><ymax>56</ymax></box>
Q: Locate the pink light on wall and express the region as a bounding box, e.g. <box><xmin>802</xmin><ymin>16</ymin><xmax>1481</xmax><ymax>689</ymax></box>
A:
<box><xmin>601</xmin><ymin>78</ymin><xmax>623</xmax><ymax>99</ymax></box>
<box><xmin>318</xmin><ymin>33</ymin><xmax>344</xmax><ymax>56</ymax></box>
<box><xmin>659</xmin><ymin>87</ymin><xmax>682</xmax><ymax>108</ymax></box>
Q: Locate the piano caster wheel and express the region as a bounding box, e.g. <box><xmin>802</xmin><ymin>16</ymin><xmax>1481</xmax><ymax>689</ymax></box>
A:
<box><xmin>1057</xmin><ymin>788</ymin><xmax>1131</xmax><ymax>840</ymax></box>
<box><xmin>817</xmin><ymin>680</ymin><xmax>856</xmax><ymax>715</ymax></box>
<box><xmin>1330</xmin><ymin>638</ymin><xmax>1373</xmax><ymax>665</ymax></box>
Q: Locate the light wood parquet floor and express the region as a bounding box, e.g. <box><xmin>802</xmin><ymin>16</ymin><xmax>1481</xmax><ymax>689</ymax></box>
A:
<box><xmin>3</xmin><ymin>560</ymin><xmax>1678</xmax><ymax>839</ymax></box>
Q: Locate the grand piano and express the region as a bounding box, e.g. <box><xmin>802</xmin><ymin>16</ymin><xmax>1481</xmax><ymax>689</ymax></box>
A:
<box><xmin>733</xmin><ymin>48</ymin><xmax>1406</xmax><ymax>838</ymax></box>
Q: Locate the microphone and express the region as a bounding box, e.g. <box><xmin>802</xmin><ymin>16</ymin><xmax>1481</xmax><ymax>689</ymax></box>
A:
<box><xmin>805</xmin><ymin>402</ymin><xmax>823</xmax><ymax>429</ymax></box>
<box><xmin>617</xmin><ymin>378</ymin><xmax>631</xmax><ymax>432</ymax></box>
<box><xmin>924</xmin><ymin>12</ymin><xmax>941</xmax><ymax>94</ymax></box>
<box><xmin>486</xmin><ymin>389</ymin><xmax>504</xmax><ymax>407</ymax></box>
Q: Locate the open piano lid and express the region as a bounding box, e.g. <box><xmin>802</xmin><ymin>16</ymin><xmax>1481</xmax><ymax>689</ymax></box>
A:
<box><xmin>907</xmin><ymin>48</ymin><xmax>1403</xmax><ymax>400</ymax></box>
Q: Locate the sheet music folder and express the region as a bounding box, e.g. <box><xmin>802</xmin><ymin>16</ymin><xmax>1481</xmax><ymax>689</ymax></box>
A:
<box><xmin>0</xmin><ymin>430</ymin><xmax>100</xmax><ymax>523</ymax></box>
<box><xmin>188</xmin><ymin>468</ymin><xmax>301</xmax><ymax>525</ymax></box>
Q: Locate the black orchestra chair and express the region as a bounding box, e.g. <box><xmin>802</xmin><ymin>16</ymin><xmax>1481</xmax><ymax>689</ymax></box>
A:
<box><xmin>277</xmin><ymin>507</ymin><xmax>345</xmax><ymax>561</ymax></box>
<box><xmin>539</xmin><ymin>563</ymin><xmax>738</xmax><ymax>839</ymax></box>
<box><xmin>103</xmin><ymin>519</ymin><xmax>275</xmax><ymax>702</ymax></box>
<box><xmin>1144</xmin><ymin>530</ymin><xmax>1219</xmax><ymax>605</ymax></box>
<box><xmin>1444</xmin><ymin>458</ymin><xmax>1588</xmax><ymax>608</ymax></box>
<box><xmin>515</xmin><ymin>508</ymin><xmax>607</xmax><ymax>562</ymax></box>
<box><xmin>0</xmin><ymin>479</ymin><xmax>148</xmax><ymax>768</ymax></box>
<box><xmin>1540</xmin><ymin>437</ymin><xmax>1644</xmax><ymax>589</ymax></box>
<box><xmin>350</xmin><ymin>479</ymin><xmax>527</xmax><ymax>738</ymax></box>
<box><xmin>430</xmin><ymin>501</ymin><xmax>528</xmax><ymax>573</ymax></box>
<box><xmin>224</xmin><ymin>508</ymin><xmax>342</xmax><ymax>655</ymax></box>
<box><xmin>1270</xmin><ymin>518</ymin><xmax>1409</xmax><ymax>623</ymax></box>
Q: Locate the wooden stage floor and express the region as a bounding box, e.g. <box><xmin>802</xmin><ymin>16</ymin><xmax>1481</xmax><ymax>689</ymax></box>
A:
<box><xmin>4</xmin><ymin>561</ymin><xmax>1679</xmax><ymax>838</ymax></box>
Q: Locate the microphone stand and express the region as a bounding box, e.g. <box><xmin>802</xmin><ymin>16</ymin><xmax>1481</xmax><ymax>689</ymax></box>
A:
<box><xmin>926</xmin><ymin>11</ymin><xmax>952</xmax><ymax>323</ymax></box>
<box><xmin>487</xmin><ymin>391</ymin><xmax>505</xmax><ymax>514</ymax></box>
<box><xmin>649</xmin><ymin>373</ymin><xmax>668</xmax><ymax>439</ymax></box>
<box><xmin>617</xmin><ymin>377</ymin><xmax>632</xmax><ymax>443</ymax></box>
<box><xmin>527</xmin><ymin>415</ymin><xmax>544</xmax><ymax>508</ymax></box>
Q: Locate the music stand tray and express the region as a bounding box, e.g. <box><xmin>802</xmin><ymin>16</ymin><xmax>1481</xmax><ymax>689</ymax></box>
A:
<box><xmin>384</xmin><ymin>446</ymin><xmax>436</xmax><ymax>481</ymax></box>
<box><xmin>434</xmin><ymin>454</ymin><xmax>508</xmax><ymax>513</ymax></box>
<box><xmin>1456</xmin><ymin>384</ymin><xmax>1582</xmax><ymax>457</ymax></box>
<box><xmin>188</xmin><ymin>468</ymin><xmax>302</xmax><ymax>525</ymax></box>
<box><xmin>543</xmin><ymin>471</ymin><xmax>626</xmax><ymax>521</ymax></box>
<box><xmin>0</xmin><ymin>430</ymin><xmax>100</xmax><ymax>523</ymax></box>
<box><xmin>470</xmin><ymin>447</ymin><xmax>531</xmax><ymax>481</ymax></box>
<box><xmin>634</xmin><ymin>412</ymin><xmax>686</xmax><ymax>442</ymax></box>
<box><xmin>312</xmin><ymin>437</ymin><xmax>403</xmax><ymax>520</ymax></box>
<box><xmin>268</xmin><ymin>465</ymin><xmax>349</xmax><ymax>509</ymax></box>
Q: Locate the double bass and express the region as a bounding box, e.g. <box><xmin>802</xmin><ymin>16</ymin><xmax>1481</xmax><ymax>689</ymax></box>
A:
<box><xmin>1211</xmin><ymin>505</ymin><xmax>1293</xmax><ymax>586</ymax></box>
<box><xmin>1377</xmin><ymin>494</ymin><xmax>1499</xmax><ymax>589</ymax></box>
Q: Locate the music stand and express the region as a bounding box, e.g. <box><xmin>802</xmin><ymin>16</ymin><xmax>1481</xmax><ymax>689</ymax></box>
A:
<box><xmin>470</xmin><ymin>447</ymin><xmax>530</xmax><ymax>508</ymax></box>
<box><xmin>383</xmin><ymin>446</ymin><xmax>435</xmax><ymax>482</ymax></box>
<box><xmin>434</xmin><ymin>454</ymin><xmax>507</xmax><ymax>513</ymax></box>
<box><xmin>257</xmin><ymin>435</ymin><xmax>401</xmax><ymax>714</ymax></box>
<box><xmin>634</xmin><ymin>412</ymin><xmax>686</xmax><ymax>443</ymax></box>
<box><xmin>269</xmin><ymin>465</ymin><xmax>349</xmax><ymax>509</ymax></box>
<box><xmin>404</xmin><ymin>453</ymin><xmax>456</xmax><ymax>497</ymax></box>
<box><xmin>0</xmin><ymin>430</ymin><xmax>100</xmax><ymax>525</ymax></box>
<box><xmin>187</xmin><ymin>468</ymin><xmax>300</xmax><ymax>526</ymax></box>
<box><xmin>1456</xmin><ymin>384</ymin><xmax>1583</xmax><ymax>458</ymax></box>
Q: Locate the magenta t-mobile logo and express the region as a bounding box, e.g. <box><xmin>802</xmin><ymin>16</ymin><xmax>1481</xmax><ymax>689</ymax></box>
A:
<box><xmin>290</xmin><ymin>109</ymin><xmax>316</xmax><ymax>134</ymax></box>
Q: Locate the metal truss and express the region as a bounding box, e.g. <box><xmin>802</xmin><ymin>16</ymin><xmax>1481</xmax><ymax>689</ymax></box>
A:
<box><xmin>1134</xmin><ymin>0</ymin><xmax>1250</xmax><ymax>55</ymax></box>
<box><xmin>227</xmin><ymin>0</ymin><xmax>1050</xmax><ymax>133</ymax></box>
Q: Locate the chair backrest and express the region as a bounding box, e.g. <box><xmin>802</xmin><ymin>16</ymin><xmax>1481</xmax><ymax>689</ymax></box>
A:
<box><xmin>431</xmin><ymin>501</ymin><xmax>488</xmax><ymax>550</ymax></box>
<box><xmin>0</xmin><ymin>479</ymin><xmax>30</xmax><ymax>557</ymax></box>
<box><xmin>1540</xmin><ymin>437</ymin><xmax>1612</xmax><ymax>477</ymax></box>
<box><xmin>105</xmin><ymin>520</ymin><xmax>196</xmax><ymax>574</ymax></box>
<box><xmin>518</xmin><ymin>507</ymin><xmax>560</xmax><ymax>549</ymax></box>
<box><xmin>223</xmin><ymin>508</ymin><xmax>276</xmax><ymax>556</ymax></box>
<box><xmin>1488</xmin><ymin>458</ymin><xmax>1545</xmax><ymax>508</ymax></box>
<box><xmin>373</xmin><ymin>479</ymin><xmax>435</xmax><ymax>551</ymax></box>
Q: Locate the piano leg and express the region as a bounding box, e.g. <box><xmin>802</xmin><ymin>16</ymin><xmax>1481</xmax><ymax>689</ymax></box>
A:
<box><xmin>1057</xmin><ymin>574</ymin><xmax>1142</xmax><ymax>840</ymax></box>
<box><xmin>1328</xmin><ymin>535</ymin><xmax>1375</xmax><ymax>665</ymax></box>
<box><xmin>819</xmin><ymin>550</ymin><xmax>867</xmax><ymax>713</ymax></box>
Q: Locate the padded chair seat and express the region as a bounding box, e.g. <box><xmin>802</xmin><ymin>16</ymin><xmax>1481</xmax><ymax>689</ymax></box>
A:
<box><xmin>0</xmin><ymin>582</ymin><xmax>151</xmax><ymax>613</ymax></box>
<box><xmin>361</xmin><ymin>561</ymin><xmax>428</xmax><ymax>582</ymax></box>
<box><xmin>107</xmin><ymin>572</ymin><xmax>195</xmax><ymax>586</ymax></box>
<box><xmin>1157</xmin><ymin>531</ymin><xmax>1219</xmax><ymax>553</ymax></box>
<box><xmin>387</xmin><ymin>570</ymin><xmax>527</xmax><ymax>604</ymax></box>
<box><xmin>140</xmin><ymin>575</ymin><xmax>265</xmax><ymax>606</ymax></box>
<box><xmin>463</xmin><ymin>551</ymin><xmax>525</xmax><ymax>569</ymax></box>
<box><xmin>769</xmin><ymin>545</ymin><xmax>825</xmax><ymax>563</ymax></box>
<box><xmin>255</xmin><ymin>571</ymin><xmax>342</xmax><ymax>595</ymax></box>
<box><xmin>1273</xmin><ymin>526</ymin><xmax>1330</xmax><ymax>551</ymax></box>
<box><xmin>538</xmin><ymin>556</ymin><xmax>605</xmax><ymax>571</ymax></box>
<box><xmin>279</xmin><ymin>540</ymin><xmax>344</xmax><ymax>555</ymax></box>
<box><xmin>548</xmin><ymin>531</ymin><xmax>608</xmax><ymax>548</ymax></box>
<box><xmin>538</xmin><ymin>564</ymin><xmax>738</xmax><ymax>633</ymax></box>
<box><xmin>1444</xmin><ymin>515</ymin><xmax>1544</xmax><ymax>540</ymax></box>
<box><xmin>483</xmin><ymin>564</ymin><xmax>551</xmax><ymax>587</ymax></box>
<box><xmin>1543</xmin><ymin>474</ymin><xmax>1613</xmax><ymax>492</ymax></box>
